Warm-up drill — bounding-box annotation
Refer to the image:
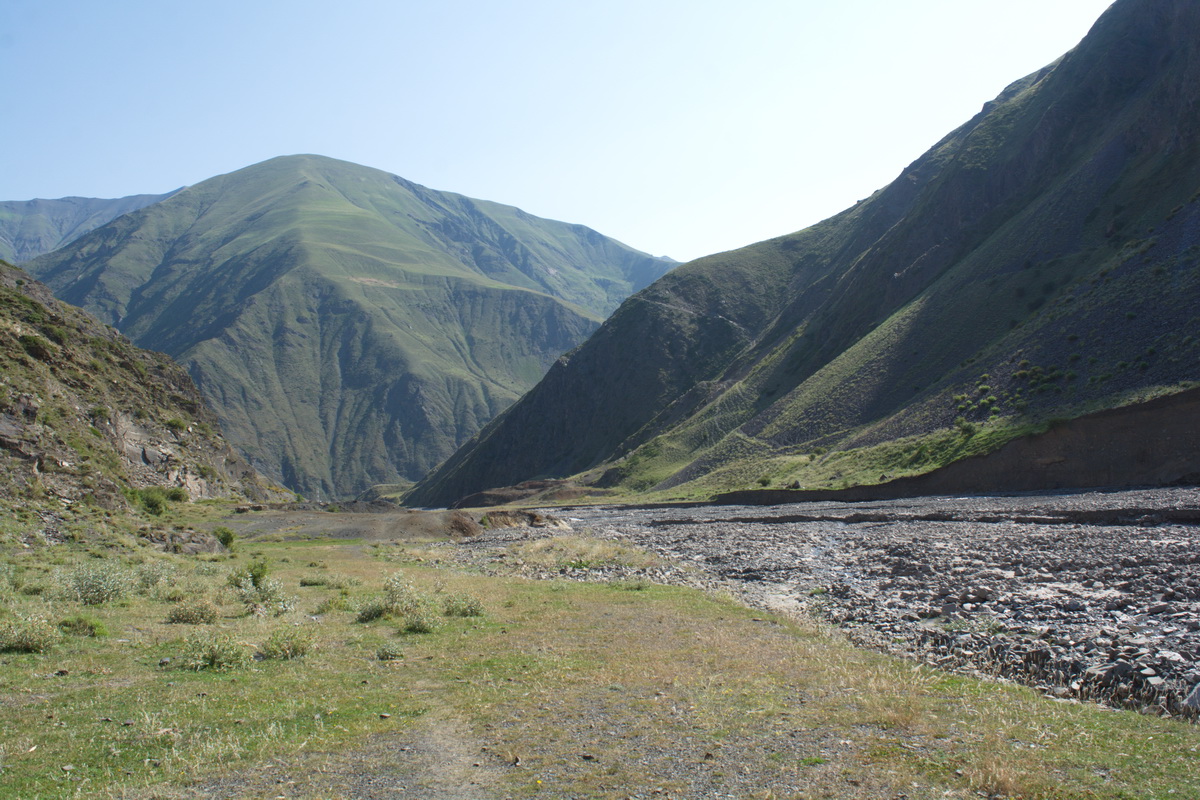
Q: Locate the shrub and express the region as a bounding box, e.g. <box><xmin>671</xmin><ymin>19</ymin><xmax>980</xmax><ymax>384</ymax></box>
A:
<box><xmin>259</xmin><ymin>627</ymin><xmax>314</xmax><ymax>660</ymax></box>
<box><xmin>165</xmin><ymin>418</ymin><xmax>187</xmax><ymax>433</ymax></box>
<box><xmin>134</xmin><ymin>561</ymin><xmax>176</xmax><ymax>594</ymax></box>
<box><xmin>58</xmin><ymin>613</ymin><xmax>108</xmax><ymax>637</ymax></box>
<box><xmin>442</xmin><ymin>592</ymin><xmax>484</xmax><ymax>618</ymax></box>
<box><xmin>0</xmin><ymin>613</ymin><xmax>62</xmax><ymax>652</ymax></box>
<box><xmin>59</xmin><ymin>562</ymin><xmax>126</xmax><ymax>605</ymax></box>
<box><xmin>228</xmin><ymin>561</ymin><xmax>293</xmax><ymax>617</ymax></box>
<box><xmin>212</xmin><ymin>526</ymin><xmax>236</xmax><ymax>551</ymax></box>
<box><xmin>180</xmin><ymin>631</ymin><xmax>250</xmax><ymax>672</ymax></box>
<box><xmin>355</xmin><ymin>572</ymin><xmax>438</xmax><ymax>632</ymax></box>
<box><xmin>18</xmin><ymin>334</ymin><xmax>54</xmax><ymax>361</ymax></box>
<box><xmin>167</xmin><ymin>597</ymin><xmax>219</xmax><ymax>624</ymax></box>
<box><xmin>314</xmin><ymin>594</ymin><xmax>352</xmax><ymax>615</ymax></box>
<box><xmin>355</xmin><ymin>598</ymin><xmax>388</xmax><ymax>623</ymax></box>
<box><xmin>300</xmin><ymin>572</ymin><xmax>359</xmax><ymax>589</ymax></box>
<box><xmin>376</xmin><ymin>643</ymin><xmax>404</xmax><ymax>661</ymax></box>
<box><xmin>228</xmin><ymin>559</ymin><xmax>270</xmax><ymax>590</ymax></box>
<box><xmin>398</xmin><ymin>601</ymin><xmax>438</xmax><ymax>633</ymax></box>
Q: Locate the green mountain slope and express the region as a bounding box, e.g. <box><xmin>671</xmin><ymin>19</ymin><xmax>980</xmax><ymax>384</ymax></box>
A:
<box><xmin>408</xmin><ymin>0</ymin><xmax>1200</xmax><ymax>507</ymax></box>
<box><xmin>25</xmin><ymin>155</ymin><xmax>674</xmax><ymax>497</ymax></box>
<box><xmin>0</xmin><ymin>261</ymin><xmax>279</xmax><ymax>508</ymax></box>
<box><xmin>0</xmin><ymin>192</ymin><xmax>174</xmax><ymax>263</ymax></box>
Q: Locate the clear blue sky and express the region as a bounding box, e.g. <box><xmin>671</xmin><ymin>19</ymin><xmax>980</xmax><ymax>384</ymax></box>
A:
<box><xmin>1</xmin><ymin>1</ymin><xmax>1115</xmax><ymax>262</ymax></box>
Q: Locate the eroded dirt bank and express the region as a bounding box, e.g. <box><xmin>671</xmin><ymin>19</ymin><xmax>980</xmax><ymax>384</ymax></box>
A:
<box><xmin>516</xmin><ymin>487</ymin><xmax>1200</xmax><ymax>717</ymax></box>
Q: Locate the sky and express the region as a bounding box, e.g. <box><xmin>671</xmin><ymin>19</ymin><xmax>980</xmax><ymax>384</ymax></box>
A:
<box><xmin>1</xmin><ymin>1</ymin><xmax>1116</xmax><ymax>263</ymax></box>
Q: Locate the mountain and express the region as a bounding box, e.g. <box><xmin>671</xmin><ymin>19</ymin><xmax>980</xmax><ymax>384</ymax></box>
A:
<box><xmin>24</xmin><ymin>155</ymin><xmax>674</xmax><ymax>497</ymax></box>
<box><xmin>0</xmin><ymin>192</ymin><xmax>175</xmax><ymax>263</ymax></box>
<box><xmin>408</xmin><ymin>0</ymin><xmax>1200</xmax><ymax>507</ymax></box>
<box><xmin>0</xmin><ymin>261</ymin><xmax>279</xmax><ymax>508</ymax></box>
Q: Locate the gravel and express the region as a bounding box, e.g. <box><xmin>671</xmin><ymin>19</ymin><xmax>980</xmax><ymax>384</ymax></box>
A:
<box><xmin>489</xmin><ymin>487</ymin><xmax>1200</xmax><ymax>719</ymax></box>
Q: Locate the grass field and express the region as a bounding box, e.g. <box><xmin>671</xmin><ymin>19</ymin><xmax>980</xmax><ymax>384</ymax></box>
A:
<box><xmin>1</xmin><ymin>508</ymin><xmax>1197</xmax><ymax>799</ymax></box>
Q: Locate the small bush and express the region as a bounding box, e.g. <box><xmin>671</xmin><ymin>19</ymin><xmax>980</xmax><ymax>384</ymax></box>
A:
<box><xmin>165</xmin><ymin>417</ymin><xmax>187</xmax><ymax>433</ymax></box>
<box><xmin>180</xmin><ymin>631</ymin><xmax>250</xmax><ymax>672</ymax></box>
<box><xmin>234</xmin><ymin>577</ymin><xmax>294</xmax><ymax>617</ymax></box>
<box><xmin>228</xmin><ymin>561</ymin><xmax>293</xmax><ymax>616</ymax></box>
<box><xmin>212</xmin><ymin>527</ymin><xmax>236</xmax><ymax>551</ymax></box>
<box><xmin>356</xmin><ymin>598</ymin><xmax>388</xmax><ymax>623</ymax></box>
<box><xmin>58</xmin><ymin>613</ymin><xmax>109</xmax><ymax>637</ymax></box>
<box><xmin>259</xmin><ymin>627</ymin><xmax>314</xmax><ymax>660</ymax></box>
<box><xmin>0</xmin><ymin>613</ymin><xmax>62</xmax><ymax>652</ymax></box>
<box><xmin>300</xmin><ymin>572</ymin><xmax>360</xmax><ymax>589</ymax></box>
<box><xmin>355</xmin><ymin>572</ymin><xmax>438</xmax><ymax>632</ymax></box>
<box><xmin>167</xmin><ymin>597</ymin><xmax>220</xmax><ymax>624</ymax></box>
<box><xmin>399</xmin><ymin>603</ymin><xmax>438</xmax><ymax>633</ymax></box>
<box><xmin>134</xmin><ymin>561</ymin><xmax>176</xmax><ymax>594</ymax></box>
<box><xmin>442</xmin><ymin>593</ymin><xmax>484</xmax><ymax>618</ymax></box>
<box><xmin>376</xmin><ymin>643</ymin><xmax>404</xmax><ymax>661</ymax></box>
<box><xmin>228</xmin><ymin>559</ymin><xmax>270</xmax><ymax>590</ymax></box>
<box><xmin>59</xmin><ymin>562</ymin><xmax>126</xmax><ymax>605</ymax></box>
<box><xmin>314</xmin><ymin>594</ymin><xmax>352</xmax><ymax>615</ymax></box>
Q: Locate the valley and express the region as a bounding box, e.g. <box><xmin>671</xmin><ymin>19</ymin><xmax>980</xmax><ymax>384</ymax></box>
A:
<box><xmin>1</xmin><ymin>491</ymin><xmax>1198</xmax><ymax>799</ymax></box>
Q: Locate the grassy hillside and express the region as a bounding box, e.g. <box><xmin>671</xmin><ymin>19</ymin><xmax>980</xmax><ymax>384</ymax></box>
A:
<box><xmin>25</xmin><ymin>155</ymin><xmax>674</xmax><ymax>498</ymax></box>
<box><xmin>0</xmin><ymin>261</ymin><xmax>279</xmax><ymax>510</ymax></box>
<box><xmin>0</xmin><ymin>192</ymin><xmax>173</xmax><ymax>264</ymax></box>
<box><xmin>409</xmin><ymin>0</ymin><xmax>1200</xmax><ymax>507</ymax></box>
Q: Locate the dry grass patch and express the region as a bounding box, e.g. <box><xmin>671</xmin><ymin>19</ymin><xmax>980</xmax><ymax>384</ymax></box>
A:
<box><xmin>505</xmin><ymin>534</ymin><xmax>662</xmax><ymax>571</ymax></box>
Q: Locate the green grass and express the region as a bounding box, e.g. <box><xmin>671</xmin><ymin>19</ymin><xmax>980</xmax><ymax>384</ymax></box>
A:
<box><xmin>1</xmin><ymin>520</ymin><xmax>1197</xmax><ymax>799</ymax></box>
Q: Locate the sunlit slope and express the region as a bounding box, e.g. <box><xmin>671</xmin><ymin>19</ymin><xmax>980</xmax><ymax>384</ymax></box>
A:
<box><xmin>27</xmin><ymin>155</ymin><xmax>673</xmax><ymax>496</ymax></box>
<box><xmin>409</xmin><ymin>0</ymin><xmax>1200</xmax><ymax>506</ymax></box>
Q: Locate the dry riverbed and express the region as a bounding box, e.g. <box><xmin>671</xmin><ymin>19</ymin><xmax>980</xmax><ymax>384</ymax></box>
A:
<box><xmin>458</xmin><ymin>487</ymin><xmax>1200</xmax><ymax>719</ymax></box>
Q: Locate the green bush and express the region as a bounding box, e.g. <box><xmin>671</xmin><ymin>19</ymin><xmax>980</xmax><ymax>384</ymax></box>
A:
<box><xmin>355</xmin><ymin>572</ymin><xmax>438</xmax><ymax>632</ymax></box>
<box><xmin>259</xmin><ymin>627</ymin><xmax>314</xmax><ymax>660</ymax></box>
<box><xmin>300</xmin><ymin>572</ymin><xmax>359</xmax><ymax>589</ymax></box>
<box><xmin>355</xmin><ymin>598</ymin><xmax>388</xmax><ymax>623</ymax></box>
<box><xmin>18</xmin><ymin>334</ymin><xmax>54</xmax><ymax>361</ymax></box>
<box><xmin>58</xmin><ymin>613</ymin><xmax>109</xmax><ymax>637</ymax></box>
<box><xmin>228</xmin><ymin>561</ymin><xmax>293</xmax><ymax>617</ymax></box>
<box><xmin>59</xmin><ymin>562</ymin><xmax>126</xmax><ymax>605</ymax></box>
<box><xmin>134</xmin><ymin>561</ymin><xmax>177</xmax><ymax>594</ymax></box>
<box><xmin>212</xmin><ymin>526</ymin><xmax>236</xmax><ymax>551</ymax></box>
<box><xmin>180</xmin><ymin>631</ymin><xmax>250</xmax><ymax>672</ymax></box>
<box><xmin>376</xmin><ymin>642</ymin><xmax>404</xmax><ymax>661</ymax></box>
<box><xmin>0</xmin><ymin>613</ymin><xmax>62</xmax><ymax>652</ymax></box>
<box><xmin>167</xmin><ymin>597</ymin><xmax>219</xmax><ymax>624</ymax></box>
<box><xmin>442</xmin><ymin>592</ymin><xmax>484</xmax><ymax>618</ymax></box>
<box><xmin>228</xmin><ymin>559</ymin><xmax>270</xmax><ymax>590</ymax></box>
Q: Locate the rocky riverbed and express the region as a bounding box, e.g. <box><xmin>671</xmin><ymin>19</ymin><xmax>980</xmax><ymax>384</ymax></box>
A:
<box><xmin>462</xmin><ymin>488</ymin><xmax>1200</xmax><ymax>719</ymax></box>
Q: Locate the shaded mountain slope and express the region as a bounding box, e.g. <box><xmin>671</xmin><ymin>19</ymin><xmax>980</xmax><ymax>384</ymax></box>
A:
<box><xmin>409</xmin><ymin>0</ymin><xmax>1200</xmax><ymax>507</ymax></box>
<box><xmin>0</xmin><ymin>192</ymin><xmax>174</xmax><ymax>263</ymax></box>
<box><xmin>26</xmin><ymin>155</ymin><xmax>674</xmax><ymax>497</ymax></box>
<box><xmin>0</xmin><ymin>261</ymin><xmax>279</xmax><ymax>507</ymax></box>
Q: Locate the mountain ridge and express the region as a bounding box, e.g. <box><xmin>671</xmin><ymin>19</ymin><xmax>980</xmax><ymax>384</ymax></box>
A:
<box><xmin>0</xmin><ymin>191</ymin><xmax>176</xmax><ymax>264</ymax></box>
<box><xmin>408</xmin><ymin>0</ymin><xmax>1200</xmax><ymax>507</ymax></box>
<box><xmin>26</xmin><ymin>155</ymin><xmax>674</xmax><ymax>497</ymax></box>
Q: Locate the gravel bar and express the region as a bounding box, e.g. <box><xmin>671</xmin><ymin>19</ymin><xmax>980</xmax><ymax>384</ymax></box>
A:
<box><xmin>540</xmin><ymin>487</ymin><xmax>1200</xmax><ymax>718</ymax></box>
